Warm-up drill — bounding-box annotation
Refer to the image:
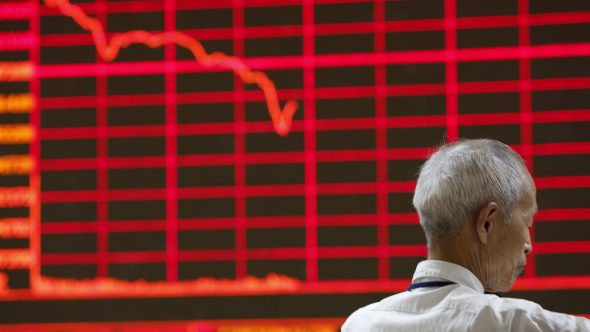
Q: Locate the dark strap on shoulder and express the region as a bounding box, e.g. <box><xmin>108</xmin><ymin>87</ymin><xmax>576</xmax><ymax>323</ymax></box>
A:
<box><xmin>407</xmin><ymin>281</ymin><xmax>456</xmax><ymax>291</ymax></box>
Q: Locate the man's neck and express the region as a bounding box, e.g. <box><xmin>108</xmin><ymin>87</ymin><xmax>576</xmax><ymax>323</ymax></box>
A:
<box><xmin>427</xmin><ymin>233</ymin><xmax>485</xmax><ymax>285</ymax></box>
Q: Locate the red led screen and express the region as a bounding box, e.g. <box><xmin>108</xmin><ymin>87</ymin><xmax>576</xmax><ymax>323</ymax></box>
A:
<box><xmin>0</xmin><ymin>0</ymin><xmax>589</xmax><ymax>328</ymax></box>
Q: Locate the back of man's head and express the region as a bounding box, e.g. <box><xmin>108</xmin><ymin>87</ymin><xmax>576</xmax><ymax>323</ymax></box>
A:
<box><xmin>412</xmin><ymin>139</ymin><xmax>534</xmax><ymax>245</ymax></box>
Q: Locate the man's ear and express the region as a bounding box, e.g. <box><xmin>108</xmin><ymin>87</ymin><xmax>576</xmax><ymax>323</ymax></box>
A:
<box><xmin>475</xmin><ymin>202</ymin><xmax>499</xmax><ymax>244</ymax></box>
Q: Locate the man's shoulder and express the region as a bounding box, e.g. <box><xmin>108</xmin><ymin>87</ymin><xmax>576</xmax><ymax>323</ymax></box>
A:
<box><xmin>341</xmin><ymin>293</ymin><xmax>412</xmax><ymax>331</ymax></box>
<box><xmin>469</xmin><ymin>294</ymin><xmax>590</xmax><ymax>331</ymax></box>
<box><xmin>342</xmin><ymin>288</ymin><xmax>590</xmax><ymax>331</ymax></box>
<box><xmin>341</xmin><ymin>288</ymin><xmax>481</xmax><ymax>331</ymax></box>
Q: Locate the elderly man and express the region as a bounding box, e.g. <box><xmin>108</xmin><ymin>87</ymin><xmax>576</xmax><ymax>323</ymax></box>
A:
<box><xmin>342</xmin><ymin>139</ymin><xmax>590</xmax><ymax>331</ymax></box>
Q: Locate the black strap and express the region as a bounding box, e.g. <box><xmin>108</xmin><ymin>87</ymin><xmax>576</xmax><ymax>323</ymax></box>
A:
<box><xmin>407</xmin><ymin>281</ymin><xmax>456</xmax><ymax>291</ymax></box>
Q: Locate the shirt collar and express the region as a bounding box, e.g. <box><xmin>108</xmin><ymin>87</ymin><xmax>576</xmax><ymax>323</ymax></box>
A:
<box><xmin>412</xmin><ymin>260</ymin><xmax>485</xmax><ymax>293</ymax></box>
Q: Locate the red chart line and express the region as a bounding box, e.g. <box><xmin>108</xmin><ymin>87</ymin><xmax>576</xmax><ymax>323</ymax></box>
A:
<box><xmin>42</xmin><ymin>0</ymin><xmax>298</xmax><ymax>137</ymax></box>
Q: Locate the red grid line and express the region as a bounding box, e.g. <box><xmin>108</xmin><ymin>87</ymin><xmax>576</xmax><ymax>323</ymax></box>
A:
<box><xmin>535</xmin><ymin>176</ymin><xmax>590</xmax><ymax>189</ymax></box>
<box><xmin>30</xmin><ymin>0</ymin><xmax>42</xmax><ymax>287</ymax></box>
<box><xmin>2</xmin><ymin>281</ymin><xmax>590</xmax><ymax>301</ymax></box>
<box><xmin>535</xmin><ymin>241</ymin><xmax>590</xmax><ymax>255</ymax></box>
<box><xmin>386</xmin><ymin>245</ymin><xmax>428</xmax><ymax>257</ymax></box>
<box><xmin>531</xmin><ymin>77</ymin><xmax>590</xmax><ymax>91</ymax></box>
<box><xmin>34</xmin><ymin>142</ymin><xmax>590</xmax><ymax>174</ymax></box>
<box><xmin>29</xmin><ymin>0</ymin><xmax>590</xmax><ymax>20</ymax></box>
<box><xmin>36</xmin><ymin>78</ymin><xmax>590</xmax><ymax>112</ymax></box>
<box><xmin>233</xmin><ymin>0</ymin><xmax>247</xmax><ymax>279</ymax></box>
<box><xmin>41</xmin><ymin>253</ymin><xmax>99</xmax><ymax>265</ymax></box>
<box><xmin>303</xmin><ymin>0</ymin><xmax>318</xmax><ymax>282</ymax></box>
<box><xmin>0</xmin><ymin>2</ymin><xmax>33</xmax><ymax>20</ymax></box>
<box><xmin>39</xmin><ymin>126</ymin><xmax>165</xmax><ymax>139</ymax></box>
<box><xmin>37</xmin><ymin>208</ymin><xmax>589</xmax><ymax>236</ymax></box>
<box><xmin>37</xmin><ymin>41</ymin><xmax>590</xmax><ymax>78</ymax></box>
<box><xmin>512</xmin><ymin>276</ymin><xmax>590</xmax><ymax>292</ymax></box>
<box><xmin>39</xmin><ymin>157</ymin><xmax>163</xmax><ymax>170</ymax></box>
<box><xmin>41</xmin><ymin>222</ymin><xmax>98</xmax><ymax>234</ymax></box>
<box><xmin>374</xmin><ymin>0</ymin><xmax>389</xmax><ymax>280</ymax></box>
<box><xmin>95</xmin><ymin>214</ymin><xmax>385</xmax><ymax>231</ymax></box>
<box><xmin>40</xmin><ymin>0</ymin><xmax>326</xmax><ymax>15</ymax></box>
<box><xmin>36</xmin><ymin>11</ymin><xmax>590</xmax><ymax>40</ymax></box>
<box><xmin>530</xmin><ymin>108</ymin><xmax>590</xmax><ymax>123</ymax></box>
<box><xmin>109</xmin><ymin>220</ymin><xmax>169</xmax><ymax>233</ymax></box>
<box><xmin>178</xmin><ymin>249</ymin><xmax>239</xmax><ymax>262</ymax></box>
<box><xmin>39</xmin><ymin>240</ymin><xmax>590</xmax><ymax>266</ymax></box>
<box><xmin>39</xmin><ymin>1</ymin><xmax>165</xmax><ymax>15</ymax></box>
<box><xmin>39</xmin><ymin>215</ymin><xmax>342</xmax><ymax>234</ymax></box>
<box><xmin>455</xmin><ymin>81</ymin><xmax>523</xmax><ymax>94</ymax></box>
<box><xmin>535</xmin><ymin>208</ymin><xmax>590</xmax><ymax>221</ymax></box>
<box><xmin>519</xmin><ymin>0</ymin><xmax>536</xmax><ymax>277</ymax></box>
<box><xmin>35</xmin><ymin>149</ymin><xmax>421</xmax><ymax>171</ymax></box>
<box><xmin>532</xmin><ymin>142</ymin><xmax>590</xmax><ymax>155</ymax></box>
<box><xmin>0</xmin><ymin>32</ymin><xmax>33</xmax><ymax>51</ymax></box>
<box><xmin>445</xmin><ymin>0</ymin><xmax>458</xmax><ymax>142</ymax></box>
<box><xmin>246</xmin><ymin>216</ymin><xmax>306</xmax><ymax>228</ymax></box>
<box><xmin>41</xmin><ymin>189</ymin><xmax>160</xmax><ymax>202</ymax></box>
<box><xmin>41</xmin><ymin>175</ymin><xmax>589</xmax><ymax>202</ymax></box>
<box><xmin>530</xmin><ymin>11</ymin><xmax>590</xmax><ymax>25</ymax></box>
<box><xmin>164</xmin><ymin>0</ymin><xmax>178</xmax><ymax>282</ymax></box>
<box><xmin>247</xmin><ymin>248</ymin><xmax>307</xmax><ymax>260</ymax></box>
<box><xmin>39</xmin><ymin>219</ymin><xmax>281</xmax><ymax>234</ymax></box>
<box><xmin>178</xmin><ymin>187</ymin><xmax>241</xmax><ymax>199</ymax></box>
<box><xmin>179</xmin><ymin>218</ymin><xmax>238</xmax><ymax>230</ymax></box>
<box><xmin>38</xmin><ymin>209</ymin><xmax>590</xmax><ymax>239</ymax></box>
<box><xmin>95</xmin><ymin>0</ymin><xmax>109</xmax><ymax>279</ymax></box>
<box><xmin>41</xmin><ymin>251</ymin><xmax>170</xmax><ymax>264</ymax></box>
<box><xmin>45</xmin><ymin>182</ymin><xmax>559</xmax><ymax>203</ymax></box>
<box><xmin>109</xmin><ymin>251</ymin><xmax>168</xmax><ymax>264</ymax></box>
<box><xmin>35</xmin><ymin>108</ymin><xmax>590</xmax><ymax>140</ymax></box>
<box><xmin>38</xmin><ymin>246</ymin><xmax>394</xmax><ymax>265</ymax></box>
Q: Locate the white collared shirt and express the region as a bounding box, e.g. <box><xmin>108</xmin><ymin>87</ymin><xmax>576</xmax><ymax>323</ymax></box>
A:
<box><xmin>342</xmin><ymin>260</ymin><xmax>590</xmax><ymax>332</ymax></box>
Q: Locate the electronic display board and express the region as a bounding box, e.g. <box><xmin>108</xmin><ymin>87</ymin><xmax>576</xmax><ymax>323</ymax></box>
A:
<box><xmin>0</xmin><ymin>0</ymin><xmax>589</xmax><ymax>330</ymax></box>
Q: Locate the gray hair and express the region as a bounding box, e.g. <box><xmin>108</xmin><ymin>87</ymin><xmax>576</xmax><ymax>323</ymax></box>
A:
<box><xmin>412</xmin><ymin>139</ymin><xmax>534</xmax><ymax>244</ymax></box>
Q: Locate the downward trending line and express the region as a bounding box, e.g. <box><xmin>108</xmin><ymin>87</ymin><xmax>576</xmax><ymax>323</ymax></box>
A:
<box><xmin>43</xmin><ymin>0</ymin><xmax>298</xmax><ymax>136</ymax></box>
